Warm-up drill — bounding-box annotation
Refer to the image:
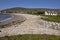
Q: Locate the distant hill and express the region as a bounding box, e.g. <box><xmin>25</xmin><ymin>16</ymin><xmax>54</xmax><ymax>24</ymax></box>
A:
<box><xmin>0</xmin><ymin>7</ymin><xmax>60</xmax><ymax>14</ymax></box>
<box><xmin>0</xmin><ymin>7</ymin><xmax>47</xmax><ymax>13</ymax></box>
<box><xmin>0</xmin><ymin>7</ymin><xmax>28</xmax><ymax>13</ymax></box>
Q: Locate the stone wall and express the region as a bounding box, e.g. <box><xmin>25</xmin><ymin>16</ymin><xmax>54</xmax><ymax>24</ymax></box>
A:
<box><xmin>42</xmin><ymin>20</ymin><xmax>60</xmax><ymax>30</ymax></box>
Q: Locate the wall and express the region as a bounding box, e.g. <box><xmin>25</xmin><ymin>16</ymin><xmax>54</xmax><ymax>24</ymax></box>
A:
<box><xmin>40</xmin><ymin>20</ymin><xmax>60</xmax><ymax>30</ymax></box>
<box><xmin>45</xmin><ymin>11</ymin><xmax>57</xmax><ymax>15</ymax></box>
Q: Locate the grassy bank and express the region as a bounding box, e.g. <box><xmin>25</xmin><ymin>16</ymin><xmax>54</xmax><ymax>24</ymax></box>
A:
<box><xmin>0</xmin><ymin>34</ymin><xmax>60</xmax><ymax>40</ymax></box>
<box><xmin>41</xmin><ymin>15</ymin><xmax>60</xmax><ymax>23</ymax></box>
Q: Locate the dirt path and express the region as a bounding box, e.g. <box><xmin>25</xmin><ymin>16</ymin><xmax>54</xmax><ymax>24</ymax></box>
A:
<box><xmin>0</xmin><ymin>14</ymin><xmax>60</xmax><ymax>37</ymax></box>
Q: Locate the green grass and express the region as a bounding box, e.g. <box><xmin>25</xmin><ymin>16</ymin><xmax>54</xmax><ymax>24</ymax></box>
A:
<box><xmin>41</xmin><ymin>15</ymin><xmax>60</xmax><ymax>23</ymax></box>
<box><xmin>0</xmin><ymin>34</ymin><xmax>60</xmax><ymax>40</ymax></box>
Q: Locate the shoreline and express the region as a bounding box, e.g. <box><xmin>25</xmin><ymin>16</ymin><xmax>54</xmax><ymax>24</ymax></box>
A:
<box><xmin>0</xmin><ymin>14</ymin><xmax>14</xmax><ymax>25</ymax></box>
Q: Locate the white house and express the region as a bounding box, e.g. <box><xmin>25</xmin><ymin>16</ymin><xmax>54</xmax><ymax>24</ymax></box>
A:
<box><xmin>45</xmin><ymin>10</ymin><xmax>59</xmax><ymax>15</ymax></box>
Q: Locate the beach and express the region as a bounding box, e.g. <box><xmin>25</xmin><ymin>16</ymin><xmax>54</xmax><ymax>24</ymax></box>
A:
<box><xmin>0</xmin><ymin>13</ymin><xmax>60</xmax><ymax>37</ymax></box>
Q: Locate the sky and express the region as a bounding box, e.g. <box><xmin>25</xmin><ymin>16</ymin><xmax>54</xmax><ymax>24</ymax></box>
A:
<box><xmin>0</xmin><ymin>0</ymin><xmax>60</xmax><ymax>10</ymax></box>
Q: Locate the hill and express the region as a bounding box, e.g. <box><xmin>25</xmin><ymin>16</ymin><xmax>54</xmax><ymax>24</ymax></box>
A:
<box><xmin>0</xmin><ymin>7</ymin><xmax>60</xmax><ymax>14</ymax></box>
<box><xmin>0</xmin><ymin>7</ymin><xmax>46</xmax><ymax>13</ymax></box>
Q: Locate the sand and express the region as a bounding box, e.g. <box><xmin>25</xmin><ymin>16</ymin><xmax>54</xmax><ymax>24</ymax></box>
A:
<box><xmin>0</xmin><ymin>13</ymin><xmax>60</xmax><ymax>37</ymax></box>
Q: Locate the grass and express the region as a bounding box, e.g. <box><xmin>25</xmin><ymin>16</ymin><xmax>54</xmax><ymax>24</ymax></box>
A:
<box><xmin>0</xmin><ymin>34</ymin><xmax>60</xmax><ymax>40</ymax></box>
<box><xmin>41</xmin><ymin>15</ymin><xmax>60</xmax><ymax>23</ymax></box>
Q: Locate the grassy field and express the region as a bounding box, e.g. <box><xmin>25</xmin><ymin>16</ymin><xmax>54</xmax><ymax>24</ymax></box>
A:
<box><xmin>41</xmin><ymin>15</ymin><xmax>60</xmax><ymax>23</ymax></box>
<box><xmin>0</xmin><ymin>34</ymin><xmax>60</xmax><ymax>40</ymax></box>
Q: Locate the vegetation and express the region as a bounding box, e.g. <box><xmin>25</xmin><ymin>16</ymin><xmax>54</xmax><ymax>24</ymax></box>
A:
<box><xmin>1</xmin><ymin>7</ymin><xmax>60</xmax><ymax>14</ymax></box>
<box><xmin>41</xmin><ymin>15</ymin><xmax>60</xmax><ymax>22</ymax></box>
<box><xmin>0</xmin><ymin>7</ymin><xmax>46</xmax><ymax>13</ymax></box>
<box><xmin>27</xmin><ymin>11</ymin><xmax>44</xmax><ymax>15</ymax></box>
<box><xmin>0</xmin><ymin>34</ymin><xmax>60</xmax><ymax>40</ymax></box>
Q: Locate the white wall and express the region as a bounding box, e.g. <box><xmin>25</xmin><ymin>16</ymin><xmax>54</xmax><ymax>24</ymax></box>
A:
<box><xmin>45</xmin><ymin>11</ymin><xmax>57</xmax><ymax>15</ymax></box>
<box><xmin>45</xmin><ymin>11</ymin><xmax>50</xmax><ymax>15</ymax></box>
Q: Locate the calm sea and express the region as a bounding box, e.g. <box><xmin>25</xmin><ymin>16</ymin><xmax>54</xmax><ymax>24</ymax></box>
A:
<box><xmin>0</xmin><ymin>14</ymin><xmax>12</xmax><ymax>21</ymax></box>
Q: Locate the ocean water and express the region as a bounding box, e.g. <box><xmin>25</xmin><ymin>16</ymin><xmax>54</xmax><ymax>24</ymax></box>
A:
<box><xmin>0</xmin><ymin>14</ymin><xmax>12</xmax><ymax>21</ymax></box>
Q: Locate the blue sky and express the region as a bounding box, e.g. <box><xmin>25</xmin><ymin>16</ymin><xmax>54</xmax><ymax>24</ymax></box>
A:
<box><xmin>0</xmin><ymin>0</ymin><xmax>60</xmax><ymax>10</ymax></box>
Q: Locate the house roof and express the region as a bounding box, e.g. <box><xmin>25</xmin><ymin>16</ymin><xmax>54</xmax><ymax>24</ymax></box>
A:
<box><xmin>45</xmin><ymin>9</ymin><xmax>60</xmax><ymax>13</ymax></box>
